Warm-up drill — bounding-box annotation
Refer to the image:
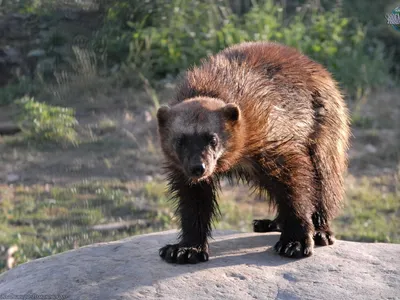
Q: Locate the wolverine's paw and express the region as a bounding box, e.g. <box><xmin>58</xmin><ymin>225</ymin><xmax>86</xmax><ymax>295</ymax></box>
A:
<box><xmin>159</xmin><ymin>244</ymin><xmax>209</xmax><ymax>264</ymax></box>
<box><xmin>274</xmin><ymin>233</ymin><xmax>314</xmax><ymax>258</ymax></box>
<box><xmin>314</xmin><ymin>230</ymin><xmax>335</xmax><ymax>246</ymax></box>
<box><xmin>253</xmin><ymin>219</ymin><xmax>280</xmax><ymax>233</ymax></box>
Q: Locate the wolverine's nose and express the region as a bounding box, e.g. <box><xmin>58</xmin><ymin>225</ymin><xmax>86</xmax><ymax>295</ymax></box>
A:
<box><xmin>190</xmin><ymin>163</ymin><xmax>206</xmax><ymax>177</ymax></box>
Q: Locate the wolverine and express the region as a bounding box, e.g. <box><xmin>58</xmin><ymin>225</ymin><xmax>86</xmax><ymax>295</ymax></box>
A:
<box><xmin>156</xmin><ymin>41</ymin><xmax>350</xmax><ymax>264</ymax></box>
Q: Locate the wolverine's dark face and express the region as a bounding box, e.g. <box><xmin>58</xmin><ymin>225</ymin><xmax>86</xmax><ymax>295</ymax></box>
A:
<box><xmin>173</xmin><ymin>131</ymin><xmax>221</xmax><ymax>180</ymax></box>
<box><xmin>157</xmin><ymin>97</ymin><xmax>241</xmax><ymax>181</ymax></box>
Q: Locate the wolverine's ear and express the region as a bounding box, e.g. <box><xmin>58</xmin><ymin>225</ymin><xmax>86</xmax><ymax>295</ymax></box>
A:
<box><xmin>157</xmin><ymin>105</ymin><xmax>171</xmax><ymax>126</ymax></box>
<box><xmin>222</xmin><ymin>103</ymin><xmax>240</xmax><ymax>122</ymax></box>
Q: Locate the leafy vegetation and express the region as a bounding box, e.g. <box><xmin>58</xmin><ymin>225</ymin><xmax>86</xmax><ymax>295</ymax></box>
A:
<box><xmin>14</xmin><ymin>97</ymin><xmax>78</xmax><ymax>145</ymax></box>
<box><xmin>96</xmin><ymin>0</ymin><xmax>393</xmax><ymax>99</ymax></box>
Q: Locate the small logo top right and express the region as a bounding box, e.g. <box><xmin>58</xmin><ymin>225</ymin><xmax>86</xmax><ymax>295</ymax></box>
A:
<box><xmin>386</xmin><ymin>6</ymin><xmax>400</xmax><ymax>32</ymax></box>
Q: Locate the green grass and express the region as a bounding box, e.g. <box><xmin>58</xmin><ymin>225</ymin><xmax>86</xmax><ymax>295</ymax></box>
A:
<box><xmin>0</xmin><ymin>180</ymin><xmax>262</xmax><ymax>272</ymax></box>
<box><xmin>0</xmin><ymin>181</ymin><xmax>173</xmax><ymax>272</ymax></box>
<box><xmin>334</xmin><ymin>177</ymin><xmax>400</xmax><ymax>243</ymax></box>
<box><xmin>1</xmin><ymin>175</ymin><xmax>398</xmax><ymax>273</ymax></box>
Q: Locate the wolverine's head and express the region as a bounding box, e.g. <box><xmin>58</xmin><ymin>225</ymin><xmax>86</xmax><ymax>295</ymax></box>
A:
<box><xmin>156</xmin><ymin>97</ymin><xmax>242</xmax><ymax>182</ymax></box>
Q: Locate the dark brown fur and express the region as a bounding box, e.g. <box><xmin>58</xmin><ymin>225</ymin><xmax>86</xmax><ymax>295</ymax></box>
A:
<box><xmin>157</xmin><ymin>41</ymin><xmax>350</xmax><ymax>263</ymax></box>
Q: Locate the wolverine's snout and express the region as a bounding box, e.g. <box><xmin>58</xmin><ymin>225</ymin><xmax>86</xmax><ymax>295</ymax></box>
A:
<box><xmin>189</xmin><ymin>163</ymin><xmax>206</xmax><ymax>177</ymax></box>
<box><xmin>186</xmin><ymin>155</ymin><xmax>207</xmax><ymax>179</ymax></box>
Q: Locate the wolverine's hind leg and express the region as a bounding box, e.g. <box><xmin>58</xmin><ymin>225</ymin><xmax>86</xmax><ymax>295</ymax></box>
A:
<box><xmin>258</xmin><ymin>150</ymin><xmax>317</xmax><ymax>258</ymax></box>
<box><xmin>309</xmin><ymin>92</ymin><xmax>350</xmax><ymax>246</ymax></box>
<box><xmin>312</xmin><ymin>211</ymin><xmax>336</xmax><ymax>246</ymax></box>
<box><xmin>309</xmin><ymin>147</ymin><xmax>337</xmax><ymax>246</ymax></box>
<box><xmin>309</xmin><ymin>146</ymin><xmax>341</xmax><ymax>246</ymax></box>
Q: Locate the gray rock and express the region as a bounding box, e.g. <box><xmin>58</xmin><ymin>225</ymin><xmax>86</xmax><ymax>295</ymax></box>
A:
<box><xmin>38</xmin><ymin>23</ymin><xmax>49</xmax><ymax>29</ymax></box>
<box><xmin>6</xmin><ymin>173</ymin><xmax>19</xmax><ymax>183</ymax></box>
<box><xmin>365</xmin><ymin>144</ymin><xmax>378</xmax><ymax>154</ymax></box>
<box><xmin>39</xmin><ymin>30</ymin><xmax>50</xmax><ymax>39</ymax></box>
<box><xmin>0</xmin><ymin>230</ymin><xmax>399</xmax><ymax>300</ymax></box>
<box><xmin>110</xmin><ymin>63</ymin><xmax>120</xmax><ymax>74</ymax></box>
<box><xmin>0</xmin><ymin>46</ymin><xmax>22</xmax><ymax>64</ymax></box>
<box><xmin>10</xmin><ymin>13</ymin><xmax>30</xmax><ymax>20</ymax></box>
<box><xmin>27</xmin><ymin>49</ymin><xmax>46</xmax><ymax>58</ymax></box>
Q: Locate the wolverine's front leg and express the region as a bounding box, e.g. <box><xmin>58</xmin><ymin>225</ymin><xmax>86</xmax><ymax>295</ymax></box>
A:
<box><xmin>159</xmin><ymin>172</ymin><xmax>219</xmax><ymax>264</ymax></box>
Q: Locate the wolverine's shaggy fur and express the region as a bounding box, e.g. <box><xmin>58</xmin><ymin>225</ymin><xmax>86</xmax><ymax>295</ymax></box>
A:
<box><xmin>157</xmin><ymin>41</ymin><xmax>350</xmax><ymax>264</ymax></box>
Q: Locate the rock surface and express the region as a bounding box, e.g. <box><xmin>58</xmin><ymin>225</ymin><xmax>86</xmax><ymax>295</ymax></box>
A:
<box><xmin>0</xmin><ymin>230</ymin><xmax>399</xmax><ymax>300</ymax></box>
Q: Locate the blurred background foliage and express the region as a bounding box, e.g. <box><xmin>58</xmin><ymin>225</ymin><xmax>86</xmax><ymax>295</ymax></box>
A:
<box><xmin>94</xmin><ymin>0</ymin><xmax>396</xmax><ymax>99</ymax></box>
<box><xmin>0</xmin><ymin>0</ymin><xmax>399</xmax><ymax>273</ymax></box>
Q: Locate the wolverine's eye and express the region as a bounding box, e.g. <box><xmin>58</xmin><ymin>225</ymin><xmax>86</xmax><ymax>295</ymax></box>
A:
<box><xmin>209</xmin><ymin>135</ymin><xmax>218</xmax><ymax>147</ymax></box>
<box><xmin>176</xmin><ymin>136</ymin><xmax>185</xmax><ymax>148</ymax></box>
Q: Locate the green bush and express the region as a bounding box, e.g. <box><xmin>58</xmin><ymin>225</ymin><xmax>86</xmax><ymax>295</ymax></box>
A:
<box><xmin>95</xmin><ymin>0</ymin><xmax>230</xmax><ymax>77</ymax></box>
<box><xmin>96</xmin><ymin>0</ymin><xmax>392</xmax><ymax>99</ymax></box>
<box><xmin>277</xmin><ymin>8</ymin><xmax>391</xmax><ymax>99</ymax></box>
<box><xmin>15</xmin><ymin>96</ymin><xmax>78</xmax><ymax>145</ymax></box>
